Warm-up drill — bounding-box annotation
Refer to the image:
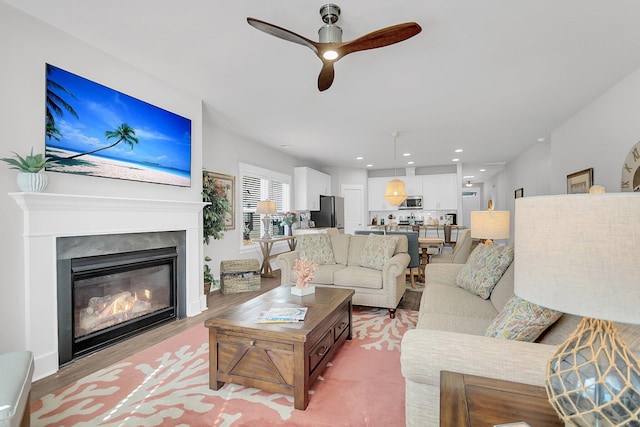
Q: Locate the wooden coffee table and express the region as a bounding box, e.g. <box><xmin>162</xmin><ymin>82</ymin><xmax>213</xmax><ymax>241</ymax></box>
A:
<box><xmin>205</xmin><ymin>286</ymin><xmax>354</xmax><ymax>410</ymax></box>
<box><xmin>439</xmin><ymin>371</ymin><xmax>563</xmax><ymax>426</ymax></box>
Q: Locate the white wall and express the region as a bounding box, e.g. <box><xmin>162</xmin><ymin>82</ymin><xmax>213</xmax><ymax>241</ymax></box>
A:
<box><xmin>201</xmin><ymin>106</ymin><xmax>308</xmax><ymax>278</ymax></box>
<box><xmin>550</xmin><ymin>65</ymin><xmax>640</xmax><ymax>194</ymax></box>
<box><xmin>499</xmin><ymin>63</ymin><xmax>640</xmax><ymax>242</ymax></box>
<box><xmin>0</xmin><ymin>3</ymin><xmax>203</xmax><ymax>352</ymax></box>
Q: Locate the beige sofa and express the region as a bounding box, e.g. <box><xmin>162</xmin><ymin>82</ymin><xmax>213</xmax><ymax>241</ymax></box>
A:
<box><xmin>400</xmin><ymin>254</ymin><xmax>640</xmax><ymax>426</ymax></box>
<box><xmin>276</xmin><ymin>233</ymin><xmax>410</xmax><ymax>318</ymax></box>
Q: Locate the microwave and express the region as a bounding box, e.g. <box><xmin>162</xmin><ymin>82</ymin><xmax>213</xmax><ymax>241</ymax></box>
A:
<box><xmin>399</xmin><ymin>196</ymin><xmax>422</xmax><ymax>210</ymax></box>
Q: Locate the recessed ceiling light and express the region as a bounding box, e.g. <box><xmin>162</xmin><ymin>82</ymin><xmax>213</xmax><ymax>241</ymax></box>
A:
<box><xmin>455</xmin><ymin>149</ymin><xmax>463</xmax><ymax>153</ymax></box>
<box><xmin>366</xmin><ymin>164</ymin><xmax>373</xmax><ymax>167</ymax></box>
<box><xmin>538</xmin><ymin>137</ymin><xmax>546</xmax><ymax>142</ymax></box>
<box><xmin>463</xmin><ymin>175</ymin><xmax>474</xmax><ymax>179</ymax></box>
<box><xmin>407</xmin><ymin>161</ymin><xmax>414</xmax><ymax>165</ymax></box>
<box><xmin>403</xmin><ymin>153</ymin><xmax>411</xmax><ymax>157</ymax></box>
<box><xmin>452</xmin><ymin>158</ymin><xmax>460</xmax><ymax>162</ymax></box>
<box><xmin>479</xmin><ymin>168</ymin><xmax>486</xmax><ymax>172</ymax></box>
<box><xmin>356</xmin><ymin>156</ymin><xmax>364</xmax><ymax>160</ymax></box>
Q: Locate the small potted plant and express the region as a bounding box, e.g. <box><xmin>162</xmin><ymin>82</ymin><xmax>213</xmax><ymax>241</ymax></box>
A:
<box><xmin>204</xmin><ymin>256</ymin><xmax>214</xmax><ymax>295</ymax></box>
<box><xmin>1</xmin><ymin>148</ymin><xmax>56</xmax><ymax>192</ymax></box>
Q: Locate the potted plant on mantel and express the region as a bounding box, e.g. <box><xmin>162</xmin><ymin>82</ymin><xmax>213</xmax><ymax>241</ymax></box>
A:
<box><xmin>1</xmin><ymin>148</ymin><xmax>56</xmax><ymax>192</ymax></box>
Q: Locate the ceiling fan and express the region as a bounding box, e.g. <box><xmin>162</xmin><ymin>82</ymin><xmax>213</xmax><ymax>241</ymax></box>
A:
<box><xmin>247</xmin><ymin>4</ymin><xmax>422</xmax><ymax>91</ymax></box>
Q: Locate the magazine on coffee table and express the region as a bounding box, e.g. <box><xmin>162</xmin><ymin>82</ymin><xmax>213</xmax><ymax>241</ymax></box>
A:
<box><xmin>257</xmin><ymin>307</ymin><xmax>308</xmax><ymax>323</ymax></box>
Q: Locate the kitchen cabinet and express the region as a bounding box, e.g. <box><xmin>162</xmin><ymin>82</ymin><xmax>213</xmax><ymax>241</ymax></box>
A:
<box><xmin>294</xmin><ymin>167</ymin><xmax>331</xmax><ymax>211</ymax></box>
<box><xmin>422</xmin><ymin>173</ymin><xmax>458</xmax><ymax>210</ymax></box>
<box><xmin>403</xmin><ymin>176</ymin><xmax>423</xmax><ymax>196</ymax></box>
<box><xmin>368</xmin><ymin>177</ymin><xmax>394</xmax><ymax>211</ymax></box>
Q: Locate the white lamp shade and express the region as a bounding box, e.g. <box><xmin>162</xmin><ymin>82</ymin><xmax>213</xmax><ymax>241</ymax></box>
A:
<box><xmin>255</xmin><ymin>200</ymin><xmax>276</xmax><ymax>214</ymax></box>
<box><xmin>384</xmin><ymin>179</ymin><xmax>408</xmax><ymax>206</ymax></box>
<box><xmin>470</xmin><ymin>210</ymin><xmax>510</xmax><ymax>240</ymax></box>
<box><xmin>514</xmin><ymin>193</ymin><xmax>640</xmax><ymax>325</ymax></box>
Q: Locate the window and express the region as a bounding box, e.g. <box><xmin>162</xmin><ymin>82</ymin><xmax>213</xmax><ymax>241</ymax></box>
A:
<box><xmin>239</xmin><ymin>163</ymin><xmax>291</xmax><ymax>244</ymax></box>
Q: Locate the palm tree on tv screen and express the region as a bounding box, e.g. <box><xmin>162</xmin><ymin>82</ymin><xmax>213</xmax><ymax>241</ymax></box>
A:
<box><xmin>62</xmin><ymin>123</ymin><xmax>139</xmax><ymax>160</ymax></box>
<box><xmin>45</xmin><ymin>64</ymin><xmax>79</xmax><ymax>141</ymax></box>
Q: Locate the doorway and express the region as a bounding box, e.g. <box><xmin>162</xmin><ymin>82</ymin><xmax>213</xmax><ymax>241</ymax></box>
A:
<box><xmin>341</xmin><ymin>184</ymin><xmax>365</xmax><ymax>235</ymax></box>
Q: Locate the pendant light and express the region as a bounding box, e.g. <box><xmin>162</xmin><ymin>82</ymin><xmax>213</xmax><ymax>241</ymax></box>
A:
<box><xmin>384</xmin><ymin>131</ymin><xmax>408</xmax><ymax>206</ymax></box>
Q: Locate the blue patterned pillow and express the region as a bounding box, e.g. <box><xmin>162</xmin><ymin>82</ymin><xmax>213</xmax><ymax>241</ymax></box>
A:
<box><xmin>485</xmin><ymin>296</ymin><xmax>563</xmax><ymax>342</ymax></box>
<box><xmin>360</xmin><ymin>234</ymin><xmax>398</xmax><ymax>270</ymax></box>
<box><xmin>297</xmin><ymin>234</ymin><xmax>336</xmax><ymax>265</ymax></box>
<box><xmin>455</xmin><ymin>244</ymin><xmax>514</xmax><ymax>299</ymax></box>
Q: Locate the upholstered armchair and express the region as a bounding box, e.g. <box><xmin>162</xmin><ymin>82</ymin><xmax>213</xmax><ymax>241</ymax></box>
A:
<box><xmin>429</xmin><ymin>229</ymin><xmax>472</xmax><ymax>264</ymax></box>
<box><xmin>0</xmin><ymin>351</ymin><xmax>34</xmax><ymax>427</ymax></box>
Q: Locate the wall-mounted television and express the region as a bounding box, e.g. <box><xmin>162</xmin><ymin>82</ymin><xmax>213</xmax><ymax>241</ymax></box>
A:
<box><xmin>44</xmin><ymin>64</ymin><xmax>192</xmax><ymax>187</ymax></box>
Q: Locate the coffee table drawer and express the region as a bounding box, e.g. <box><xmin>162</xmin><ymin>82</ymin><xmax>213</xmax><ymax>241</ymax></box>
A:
<box><xmin>309</xmin><ymin>329</ymin><xmax>333</xmax><ymax>373</ymax></box>
<box><xmin>334</xmin><ymin>311</ymin><xmax>350</xmax><ymax>342</ymax></box>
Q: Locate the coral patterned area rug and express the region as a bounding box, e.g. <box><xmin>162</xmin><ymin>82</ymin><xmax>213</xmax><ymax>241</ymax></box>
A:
<box><xmin>31</xmin><ymin>307</ymin><xmax>417</xmax><ymax>427</ymax></box>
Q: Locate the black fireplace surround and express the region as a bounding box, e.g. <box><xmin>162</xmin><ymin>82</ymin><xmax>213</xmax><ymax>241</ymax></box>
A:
<box><xmin>56</xmin><ymin>231</ymin><xmax>187</xmax><ymax>366</ymax></box>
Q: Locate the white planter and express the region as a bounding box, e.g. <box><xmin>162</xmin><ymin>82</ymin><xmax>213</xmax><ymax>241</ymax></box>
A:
<box><xmin>291</xmin><ymin>285</ymin><xmax>315</xmax><ymax>296</ymax></box>
<box><xmin>17</xmin><ymin>172</ymin><xmax>49</xmax><ymax>192</ymax></box>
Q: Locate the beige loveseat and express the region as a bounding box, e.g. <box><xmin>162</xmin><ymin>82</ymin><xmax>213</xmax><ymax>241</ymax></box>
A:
<box><xmin>400</xmin><ymin>246</ymin><xmax>640</xmax><ymax>426</ymax></box>
<box><xmin>277</xmin><ymin>233</ymin><xmax>410</xmax><ymax>318</ymax></box>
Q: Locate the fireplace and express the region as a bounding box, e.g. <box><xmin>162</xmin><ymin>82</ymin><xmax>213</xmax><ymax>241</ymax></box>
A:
<box><xmin>56</xmin><ymin>232</ymin><xmax>187</xmax><ymax>366</ymax></box>
<box><xmin>10</xmin><ymin>192</ymin><xmax>206</xmax><ymax>380</ymax></box>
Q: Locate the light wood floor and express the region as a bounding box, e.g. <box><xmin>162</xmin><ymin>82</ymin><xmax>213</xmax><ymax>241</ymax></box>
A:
<box><xmin>31</xmin><ymin>271</ymin><xmax>421</xmax><ymax>400</ymax></box>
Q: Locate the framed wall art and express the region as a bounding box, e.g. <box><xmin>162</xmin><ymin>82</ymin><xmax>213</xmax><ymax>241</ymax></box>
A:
<box><xmin>567</xmin><ymin>168</ymin><xmax>593</xmax><ymax>194</ymax></box>
<box><xmin>44</xmin><ymin>63</ymin><xmax>192</xmax><ymax>187</ymax></box>
<box><xmin>514</xmin><ymin>188</ymin><xmax>524</xmax><ymax>199</ymax></box>
<box><xmin>203</xmin><ymin>171</ymin><xmax>235</xmax><ymax>230</ymax></box>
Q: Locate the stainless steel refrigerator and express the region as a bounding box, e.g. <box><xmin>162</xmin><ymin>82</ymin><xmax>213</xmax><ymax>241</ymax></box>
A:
<box><xmin>310</xmin><ymin>195</ymin><xmax>344</xmax><ymax>231</ymax></box>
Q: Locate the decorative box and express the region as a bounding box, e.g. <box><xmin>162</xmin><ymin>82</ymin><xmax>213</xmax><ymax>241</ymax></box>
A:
<box><xmin>220</xmin><ymin>259</ymin><xmax>261</xmax><ymax>294</ymax></box>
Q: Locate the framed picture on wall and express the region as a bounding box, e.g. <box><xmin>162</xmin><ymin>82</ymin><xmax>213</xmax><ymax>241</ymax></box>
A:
<box><xmin>514</xmin><ymin>188</ymin><xmax>524</xmax><ymax>199</ymax></box>
<box><xmin>567</xmin><ymin>168</ymin><xmax>593</xmax><ymax>194</ymax></box>
<box><xmin>203</xmin><ymin>171</ymin><xmax>235</xmax><ymax>230</ymax></box>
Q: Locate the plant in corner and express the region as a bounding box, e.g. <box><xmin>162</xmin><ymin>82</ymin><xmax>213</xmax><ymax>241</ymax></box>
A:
<box><xmin>203</xmin><ymin>256</ymin><xmax>214</xmax><ymax>295</ymax></box>
<box><xmin>1</xmin><ymin>148</ymin><xmax>57</xmax><ymax>192</ymax></box>
<box><xmin>202</xmin><ymin>171</ymin><xmax>232</xmax><ymax>244</ymax></box>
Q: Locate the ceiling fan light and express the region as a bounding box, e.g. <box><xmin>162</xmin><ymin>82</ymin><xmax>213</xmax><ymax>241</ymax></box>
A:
<box><xmin>323</xmin><ymin>50</ymin><xmax>339</xmax><ymax>60</ymax></box>
<box><xmin>384</xmin><ymin>179</ymin><xmax>408</xmax><ymax>206</ymax></box>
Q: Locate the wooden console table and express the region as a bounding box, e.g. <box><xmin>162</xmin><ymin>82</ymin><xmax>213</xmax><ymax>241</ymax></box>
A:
<box><xmin>439</xmin><ymin>371</ymin><xmax>563</xmax><ymax>427</ymax></box>
<box><xmin>254</xmin><ymin>236</ymin><xmax>297</xmax><ymax>277</ymax></box>
<box><xmin>205</xmin><ymin>286</ymin><xmax>353</xmax><ymax>410</ymax></box>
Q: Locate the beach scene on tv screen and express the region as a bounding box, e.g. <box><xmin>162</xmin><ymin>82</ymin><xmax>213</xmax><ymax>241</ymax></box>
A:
<box><xmin>44</xmin><ymin>64</ymin><xmax>192</xmax><ymax>187</ymax></box>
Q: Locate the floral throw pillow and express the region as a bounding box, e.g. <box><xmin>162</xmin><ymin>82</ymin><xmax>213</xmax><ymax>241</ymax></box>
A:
<box><xmin>485</xmin><ymin>296</ymin><xmax>563</xmax><ymax>342</ymax></box>
<box><xmin>455</xmin><ymin>244</ymin><xmax>514</xmax><ymax>299</ymax></box>
<box><xmin>360</xmin><ymin>234</ymin><xmax>398</xmax><ymax>270</ymax></box>
<box><xmin>297</xmin><ymin>234</ymin><xmax>336</xmax><ymax>265</ymax></box>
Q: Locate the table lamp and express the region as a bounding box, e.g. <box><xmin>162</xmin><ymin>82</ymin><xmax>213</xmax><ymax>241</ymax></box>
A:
<box><xmin>470</xmin><ymin>201</ymin><xmax>510</xmax><ymax>244</ymax></box>
<box><xmin>514</xmin><ymin>190</ymin><xmax>640</xmax><ymax>426</ymax></box>
<box><xmin>256</xmin><ymin>200</ymin><xmax>276</xmax><ymax>239</ymax></box>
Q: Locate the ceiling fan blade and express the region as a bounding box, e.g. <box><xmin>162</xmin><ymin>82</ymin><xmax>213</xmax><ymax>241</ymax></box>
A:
<box><xmin>338</xmin><ymin>22</ymin><xmax>422</xmax><ymax>57</ymax></box>
<box><xmin>247</xmin><ymin>18</ymin><xmax>319</xmax><ymax>55</ymax></box>
<box><xmin>318</xmin><ymin>61</ymin><xmax>335</xmax><ymax>92</ymax></box>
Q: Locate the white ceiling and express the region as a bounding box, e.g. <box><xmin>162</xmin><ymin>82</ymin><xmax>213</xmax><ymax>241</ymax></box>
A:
<box><xmin>6</xmin><ymin>0</ymin><xmax>640</xmax><ymax>184</ymax></box>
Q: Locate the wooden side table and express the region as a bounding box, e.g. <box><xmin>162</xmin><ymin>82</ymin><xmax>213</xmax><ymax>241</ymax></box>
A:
<box><xmin>439</xmin><ymin>371</ymin><xmax>563</xmax><ymax>427</ymax></box>
<box><xmin>254</xmin><ymin>236</ymin><xmax>297</xmax><ymax>277</ymax></box>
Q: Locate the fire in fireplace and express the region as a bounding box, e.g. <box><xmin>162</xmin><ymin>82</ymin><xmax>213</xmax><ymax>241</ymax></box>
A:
<box><xmin>58</xmin><ymin>246</ymin><xmax>179</xmax><ymax>365</ymax></box>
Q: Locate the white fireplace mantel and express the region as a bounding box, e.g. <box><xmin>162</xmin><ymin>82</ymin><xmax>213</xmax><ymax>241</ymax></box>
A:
<box><xmin>10</xmin><ymin>192</ymin><xmax>208</xmax><ymax>380</ymax></box>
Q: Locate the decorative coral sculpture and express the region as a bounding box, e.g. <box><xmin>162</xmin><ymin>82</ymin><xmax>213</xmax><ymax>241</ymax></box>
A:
<box><xmin>294</xmin><ymin>258</ymin><xmax>318</xmax><ymax>288</ymax></box>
